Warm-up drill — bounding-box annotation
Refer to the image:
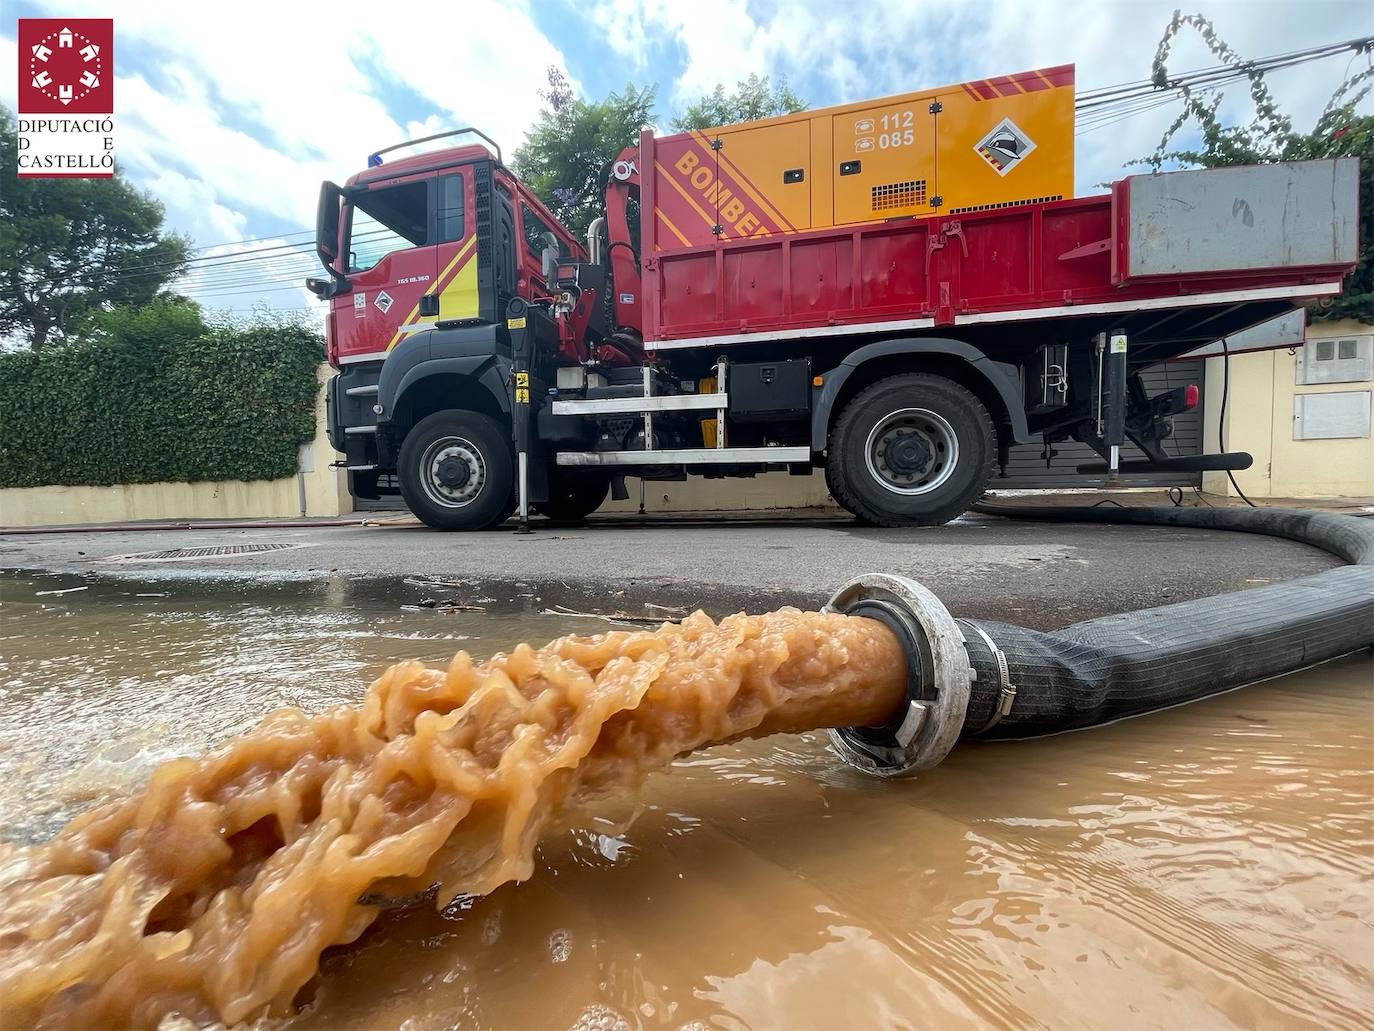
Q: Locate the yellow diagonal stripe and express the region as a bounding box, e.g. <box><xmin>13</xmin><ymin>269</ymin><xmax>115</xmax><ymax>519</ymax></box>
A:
<box><xmin>385</xmin><ymin>236</ymin><xmax>478</xmax><ymax>351</ymax></box>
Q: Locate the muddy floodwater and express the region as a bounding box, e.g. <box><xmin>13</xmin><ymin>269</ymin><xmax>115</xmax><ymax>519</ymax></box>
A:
<box><xmin>2</xmin><ymin>571</ymin><xmax>1371</xmax><ymax>1029</ymax></box>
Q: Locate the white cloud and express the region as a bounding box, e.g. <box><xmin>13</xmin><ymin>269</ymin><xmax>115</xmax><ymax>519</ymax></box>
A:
<box><xmin>592</xmin><ymin>0</ymin><xmax>653</xmax><ymax>63</ymax></box>
<box><xmin>0</xmin><ymin>30</ymin><xmax>16</xmax><ymax>109</ymax></box>
<box><xmin>586</xmin><ymin>0</ymin><xmax>1372</xmax><ymax>192</ymax></box>
<box><xmin>4</xmin><ymin>0</ymin><xmax>1369</xmax><ymax>322</ymax></box>
<box><xmin>593</xmin><ymin>0</ymin><xmax>774</xmax><ymax>106</ymax></box>
<box><xmin>139</xmin><ymin>168</ymin><xmax>247</xmax><ymax>243</ymax></box>
<box><xmin>7</xmin><ymin>0</ymin><xmax>575</xmax><ymax>314</ymax></box>
<box><xmin>174</xmin><ymin>236</ymin><xmax>324</xmax><ymax>322</ymax></box>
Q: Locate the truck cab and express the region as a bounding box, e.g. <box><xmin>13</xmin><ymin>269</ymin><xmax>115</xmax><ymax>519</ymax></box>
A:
<box><xmin>310</xmin><ymin>131</ymin><xmax>603</xmax><ymax>525</ymax></box>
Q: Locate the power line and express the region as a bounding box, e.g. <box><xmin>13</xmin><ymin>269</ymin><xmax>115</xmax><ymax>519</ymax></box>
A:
<box><xmin>1072</xmin><ymin>36</ymin><xmax>1371</xmax><ymax>140</ymax></box>
<box><xmin>22</xmin><ymin>230</ymin><xmax>393</xmax><ymax>292</ymax></box>
<box><xmin>20</xmin><ymin>237</ymin><xmax>323</xmax><ymax>291</ymax></box>
<box><xmin>181</xmin><ymin>226</ymin><xmax>317</xmax><ymax>252</ymax></box>
<box><xmin>1075</xmin><ymin>85</ymin><xmax>1224</xmax><ymax>134</ymax></box>
<box><xmin>1076</xmin><ymin>95</ymin><xmax>1189</xmax><ymax>137</ymax></box>
<box><xmin>1075</xmin><ymin>35</ymin><xmax>1371</xmax><ymax>108</ymax></box>
<box><xmin>183</xmin><ymin>281</ymin><xmax>322</xmax><ymax>299</ymax></box>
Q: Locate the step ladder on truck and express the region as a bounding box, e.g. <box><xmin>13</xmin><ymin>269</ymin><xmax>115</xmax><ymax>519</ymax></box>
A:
<box><xmin>309</xmin><ymin>66</ymin><xmax>1360</xmax><ymax>530</ymax></box>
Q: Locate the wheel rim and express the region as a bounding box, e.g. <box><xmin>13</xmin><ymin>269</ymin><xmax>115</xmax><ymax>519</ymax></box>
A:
<box><xmin>419</xmin><ymin>435</ymin><xmax>487</xmax><ymax>509</ymax></box>
<box><xmin>863</xmin><ymin>408</ymin><xmax>960</xmax><ymax>496</ymax></box>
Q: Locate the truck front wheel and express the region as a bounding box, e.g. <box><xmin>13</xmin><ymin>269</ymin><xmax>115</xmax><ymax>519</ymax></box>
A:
<box><xmin>827</xmin><ymin>373</ymin><xmax>995</xmax><ymax>527</ymax></box>
<box><xmin>398</xmin><ymin>410</ymin><xmax>514</xmax><ymax>531</ymax></box>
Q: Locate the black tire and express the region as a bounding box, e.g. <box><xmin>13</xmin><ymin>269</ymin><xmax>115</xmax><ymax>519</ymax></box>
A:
<box><xmin>827</xmin><ymin>373</ymin><xmax>995</xmax><ymax>527</ymax></box>
<box><xmin>535</xmin><ymin>472</ymin><xmax>610</xmax><ymax>523</ymax></box>
<box><xmin>397</xmin><ymin>410</ymin><xmax>514</xmax><ymax>531</ymax></box>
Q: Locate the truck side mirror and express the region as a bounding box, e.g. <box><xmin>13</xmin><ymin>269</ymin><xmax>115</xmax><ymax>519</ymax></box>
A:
<box><xmin>540</xmin><ymin>231</ymin><xmax>560</xmax><ymax>281</ymax></box>
<box><xmin>316</xmin><ymin>181</ymin><xmax>343</xmax><ymax>267</ymax></box>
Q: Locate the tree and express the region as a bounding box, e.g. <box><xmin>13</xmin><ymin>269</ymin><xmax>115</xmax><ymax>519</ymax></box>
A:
<box><xmin>0</xmin><ymin>105</ymin><xmax>191</xmax><ymax>349</ymax></box>
<box><xmin>1141</xmin><ymin>14</ymin><xmax>1374</xmax><ymax>322</ymax></box>
<box><xmin>673</xmin><ymin>74</ymin><xmax>805</xmax><ymax>131</ymax></box>
<box><xmin>80</xmin><ymin>294</ymin><xmax>209</xmax><ymax>350</ymax></box>
<box><xmin>513</xmin><ymin>68</ymin><xmax>656</xmax><ymax>240</ymax></box>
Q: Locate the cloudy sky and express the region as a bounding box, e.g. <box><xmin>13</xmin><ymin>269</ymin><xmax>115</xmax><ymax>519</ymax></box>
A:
<box><xmin>4</xmin><ymin>0</ymin><xmax>1370</xmax><ymax>318</ymax></box>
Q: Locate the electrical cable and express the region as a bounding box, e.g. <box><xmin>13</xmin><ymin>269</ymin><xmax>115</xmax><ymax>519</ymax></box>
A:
<box><xmin>21</xmin><ymin>230</ymin><xmax>393</xmax><ymax>293</ymax></box>
<box><xmin>1074</xmin><ymin>36</ymin><xmax>1372</xmax><ymax>108</ymax></box>
<box><xmin>1158</xmin><ymin>360</ymin><xmax>1181</xmax><ymax>459</ymax></box>
<box><xmin>1219</xmin><ymin>336</ymin><xmax>1257</xmax><ymax>507</ymax></box>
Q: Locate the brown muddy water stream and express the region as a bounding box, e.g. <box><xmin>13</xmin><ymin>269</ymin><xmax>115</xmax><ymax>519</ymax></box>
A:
<box><xmin>1</xmin><ymin>570</ymin><xmax>1371</xmax><ymax>1029</ymax></box>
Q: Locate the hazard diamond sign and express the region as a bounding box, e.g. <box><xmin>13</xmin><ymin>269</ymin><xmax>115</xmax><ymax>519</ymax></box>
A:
<box><xmin>975</xmin><ymin>117</ymin><xmax>1036</xmax><ymax>177</ymax></box>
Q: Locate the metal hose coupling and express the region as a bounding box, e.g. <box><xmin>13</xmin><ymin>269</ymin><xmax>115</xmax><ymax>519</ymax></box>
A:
<box><xmin>824</xmin><ymin>574</ymin><xmax>973</xmax><ymax>777</ymax></box>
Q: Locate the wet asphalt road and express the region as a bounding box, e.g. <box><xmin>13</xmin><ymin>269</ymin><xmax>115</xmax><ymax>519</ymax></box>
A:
<box><xmin>0</xmin><ymin>509</ymin><xmax>1345</xmax><ymax>630</ymax></box>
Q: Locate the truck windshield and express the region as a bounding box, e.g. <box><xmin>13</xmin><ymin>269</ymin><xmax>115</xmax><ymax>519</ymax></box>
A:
<box><xmin>347</xmin><ymin>181</ymin><xmax>428</xmax><ymax>273</ymax></box>
<box><xmin>521</xmin><ymin>203</ymin><xmax>569</xmax><ymax>258</ymax></box>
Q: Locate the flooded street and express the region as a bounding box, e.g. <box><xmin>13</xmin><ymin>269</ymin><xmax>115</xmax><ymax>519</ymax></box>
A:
<box><xmin>2</xmin><ymin>570</ymin><xmax>1371</xmax><ymax>1029</ymax></box>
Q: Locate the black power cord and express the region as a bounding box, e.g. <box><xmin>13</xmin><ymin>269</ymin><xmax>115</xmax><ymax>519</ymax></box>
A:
<box><xmin>1218</xmin><ymin>336</ymin><xmax>1258</xmax><ymax>507</ymax></box>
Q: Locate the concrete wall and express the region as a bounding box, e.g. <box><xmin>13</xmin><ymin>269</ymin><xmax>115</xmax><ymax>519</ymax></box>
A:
<box><xmin>0</xmin><ymin>368</ymin><xmax>352</xmax><ymax>528</ymax></box>
<box><xmin>1204</xmin><ymin>318</ymin><xmax>1374</xmax><ymax>499</ymax></box>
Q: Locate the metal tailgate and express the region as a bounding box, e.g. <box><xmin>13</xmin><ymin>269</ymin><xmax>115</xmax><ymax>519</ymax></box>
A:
<box><xmin>1114</xmin><ymin>158</ymin><xmax>1359</xmax><ymax>283</ymax></box>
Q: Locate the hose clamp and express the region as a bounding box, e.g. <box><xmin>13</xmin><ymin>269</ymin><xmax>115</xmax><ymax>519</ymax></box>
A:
<box><xmin>957</xmin><ymin>619</ymin><xmax>1017</xmax><ymax>733</ymax></box>
<box><xmin>823</xmin><ymin>573</ymin><xmax>973</xmax><ymax>777</ymax></box>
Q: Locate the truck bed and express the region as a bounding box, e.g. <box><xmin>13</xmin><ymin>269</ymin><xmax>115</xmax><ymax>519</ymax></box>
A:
<box><xmin>641</xmin><ymin>157</ymin><xmax>1358</xmax><ymax>356</ymax></box>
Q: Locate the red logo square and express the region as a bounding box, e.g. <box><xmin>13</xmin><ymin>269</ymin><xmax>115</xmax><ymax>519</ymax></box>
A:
<box><xmin>18</xmin><ymin>19</ymin><xmax>113</xmax><ymax>114</ymax></box>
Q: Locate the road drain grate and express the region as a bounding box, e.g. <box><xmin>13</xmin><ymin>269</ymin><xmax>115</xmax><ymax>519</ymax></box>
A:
<box><xmin>107</xmin><ymin>543</ymin><xmax>309</xmax><ymax>562</ymax></box>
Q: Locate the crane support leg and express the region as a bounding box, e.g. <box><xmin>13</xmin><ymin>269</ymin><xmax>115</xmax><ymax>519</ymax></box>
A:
<box><xmin>1101</xmin><ymin>329</ymin><xmax>1128</xmax><ymax>487</ymax></box>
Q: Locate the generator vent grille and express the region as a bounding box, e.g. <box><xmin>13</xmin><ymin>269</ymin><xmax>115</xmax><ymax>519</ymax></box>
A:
<box><xmin>948</xmin><ymin>194</ymin><xmax>1063</xmax><ymax>215</ymax></box>
<box><xmin>871</xmin><ymin>179</ymin><xmax>927</xmax><ymax>211</ymax></box>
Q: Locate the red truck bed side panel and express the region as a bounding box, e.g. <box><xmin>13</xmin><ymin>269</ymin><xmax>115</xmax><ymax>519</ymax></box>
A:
<box><xmin>641</xmin><ymin>144</ymin><xmax>1357</xmax><ymax>348</ymax></box>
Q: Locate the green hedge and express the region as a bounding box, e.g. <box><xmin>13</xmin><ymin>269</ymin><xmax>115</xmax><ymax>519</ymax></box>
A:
<box><xmin>0</xmin><ymin>305</ymin><xmax>324</xmax><ymax>488</ymax></box>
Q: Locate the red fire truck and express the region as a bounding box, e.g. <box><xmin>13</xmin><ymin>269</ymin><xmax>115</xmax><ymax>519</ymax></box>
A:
<box><xmin>308</xmin><ymin>66</ymin><xmax>1358</xmax><ymax>530</ymax></box>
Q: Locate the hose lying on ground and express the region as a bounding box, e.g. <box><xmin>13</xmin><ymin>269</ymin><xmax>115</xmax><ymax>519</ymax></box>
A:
<box><xmin>3</xmin><ymin>505</ymin><xmax>1369</xmax><ymax>1027</ymax></box>
<box><xmin>829</xmin><ymin>506</ymin><xmax>1374</xmax><ymax>776</ymax></box>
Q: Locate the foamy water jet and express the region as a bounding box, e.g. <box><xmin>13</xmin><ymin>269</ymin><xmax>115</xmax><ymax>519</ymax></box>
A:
<box><xmin>0</xmin><ymin>608</ymin><xmax>904</xmax><ymax>1029</ymax></box>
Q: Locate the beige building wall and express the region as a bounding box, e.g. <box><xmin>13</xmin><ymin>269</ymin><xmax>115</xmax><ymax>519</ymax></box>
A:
<box><xmin>0</xmin><ymin>367</ymin><xmax>352</xmax><ymax>529</ymax></box>
<box><xmin>1204</xmin><ymin>319</ymin><xmax>1374</xmax><ymax>499</ymax></box>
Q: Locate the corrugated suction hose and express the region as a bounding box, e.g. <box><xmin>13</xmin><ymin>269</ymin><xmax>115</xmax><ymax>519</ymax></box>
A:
<box><xmin>828</xmin><ymin>507</ymin><xmax>1374</xmax><ymax>777</ymax></box>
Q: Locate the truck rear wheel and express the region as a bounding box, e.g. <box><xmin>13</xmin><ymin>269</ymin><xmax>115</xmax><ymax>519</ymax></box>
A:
<box><xmin>827</xmin><ymin>373</ymin><xmax>995</xmax><ymax>527</ymax></box>
<box><xmin>535</xmin><ymin>472</ymin><xmax>610</xmax><ymax>523</ymax></box>
<box><xmin>398</xmin><ymin>410</ymin><xmax>514</xmax><ymax>531</ymax></box>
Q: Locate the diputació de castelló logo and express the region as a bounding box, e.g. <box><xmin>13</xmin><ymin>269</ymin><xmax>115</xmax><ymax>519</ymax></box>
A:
<box><xmin>16</xmin><ymin>18</ymin><xmax>115</xmax><ymax>178</ymax></box>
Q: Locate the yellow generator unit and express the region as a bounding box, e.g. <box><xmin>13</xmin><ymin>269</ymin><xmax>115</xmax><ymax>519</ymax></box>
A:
<box><xmin>650</xmin><ymin>65</ymin><xmax>1074</xmax><ymax>245</ymax></box>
